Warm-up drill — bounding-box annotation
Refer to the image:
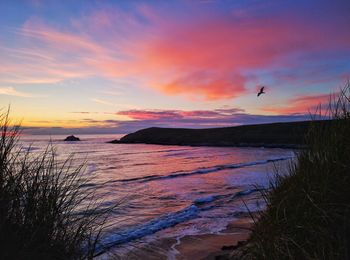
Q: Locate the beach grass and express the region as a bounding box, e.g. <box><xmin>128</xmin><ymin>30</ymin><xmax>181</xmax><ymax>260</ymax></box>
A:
<box><xmin>0</xmin><ymin>110</ymin><xmax>110</xmax><ymax>259</ymax></box>
<box><xmin>239</xmin><ymin>82</ymin><xmax>350</xmax><ymax>259</ymax></box>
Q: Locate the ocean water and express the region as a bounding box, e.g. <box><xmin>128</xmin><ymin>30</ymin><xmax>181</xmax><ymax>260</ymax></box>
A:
<box><xmin>19</xmin><ymin>134</ymin><xmax>294</xmax><ymax>257</ymax></box>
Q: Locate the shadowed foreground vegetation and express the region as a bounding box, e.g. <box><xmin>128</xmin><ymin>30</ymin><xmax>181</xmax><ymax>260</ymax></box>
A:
<box><xmin>237</xmin><ymin>82</ymin><xmax>350</xmax><ymax>259</ymax></box>
<box><xmin>0</xmin><ymin>112</ymin><xmax>110</xmax><ymax>259</ymax></box>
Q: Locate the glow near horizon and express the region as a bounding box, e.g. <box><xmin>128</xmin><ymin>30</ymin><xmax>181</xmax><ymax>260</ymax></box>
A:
<box><xmin>0</xmin><ymin>0</ymin><xmax>350</xmax><ymax>133</ymax></box>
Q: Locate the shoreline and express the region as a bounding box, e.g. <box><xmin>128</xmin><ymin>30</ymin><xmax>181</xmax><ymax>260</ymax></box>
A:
<box><xmin>173</xmin><ymin>215</ymin><xmax>255</xmax><ymax>260</ymax></box>
<box><xmin>104</xmin><ymin>213</ymin><xmax>256</xmax><ymax>260</ymax></box>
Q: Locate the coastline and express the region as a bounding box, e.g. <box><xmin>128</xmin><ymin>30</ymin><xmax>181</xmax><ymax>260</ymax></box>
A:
<box><xmin>104</xmin><ymin>213</ymin><xmax>256</xmax><ymax>260</ymax></box>
<box><xmin>108</xmin><ymin>120</ymin><xmax>330</xmax><ymax>149</ymax></box>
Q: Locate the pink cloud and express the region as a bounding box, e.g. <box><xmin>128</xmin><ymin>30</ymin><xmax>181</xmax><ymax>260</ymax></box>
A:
<box><xmin>1</xmin><ymin>5</ymin><xmax>349</xmax><ymax>103</ymax></box>
<box><xmin>263</xmin><ymin>93</ymin><xmax>331</xmax><ymax>114</ymax></box>
<box><xmin>127</xmin><ymin>12</ymin><xmax>350</xmax><ymax>100</ymax></box>
<box><xmin>117</xmin><ymin>108</ymin><xmax>245</xmax><ymax>121</ymax></box>
<box><xmin>1</xmin><ymin>18</ymin><xmax>122</xmax><ymax>84</ymax></box>
<box><xmin>159</xmin><ymin>73</ymin><xmax>247</xmax><ymax>100</ymax></box>
<box><xmin>21</xmin><ymin>18</ymin><xmax>106</xmax><ymax>55</ymax></box>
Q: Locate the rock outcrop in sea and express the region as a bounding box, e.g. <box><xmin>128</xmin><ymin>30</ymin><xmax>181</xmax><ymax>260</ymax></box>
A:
<box><xmin>64</xmin><ymin>135</ymin><xmax>80</xmax><ymax>141</ymax></box>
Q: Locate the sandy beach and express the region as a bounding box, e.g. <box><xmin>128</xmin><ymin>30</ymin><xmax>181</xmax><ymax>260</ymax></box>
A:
<box><xmin>173</xmin><ymin>215</ymin><xmax>254</xmax><ymax>260</ymax></box>
<box><xmin>104</xmin><ymin>213</ymin><xmax>255</xmax><ymax>260</ymax></box>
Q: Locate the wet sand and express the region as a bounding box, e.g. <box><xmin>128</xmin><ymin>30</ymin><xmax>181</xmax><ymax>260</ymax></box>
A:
<box><xmin>173</xmin><ymin>216</ymin><xmax>254</xmax><ymax>260</ymax></box>
<box><xmin>105</xmin><ymin>214</ymin><xmax>255</xmax><ymax>260</ymax></box>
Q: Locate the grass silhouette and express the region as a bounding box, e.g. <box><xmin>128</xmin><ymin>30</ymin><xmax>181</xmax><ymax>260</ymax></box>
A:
<box><xmin>238</xmin><ymin>82</ymin><xmax>350</xmax><ymax>259</ymax></box>
<box><xmin>0</xmin><ymin>109</ymin><xmax>111</xmax><ymax>259</ymax></box>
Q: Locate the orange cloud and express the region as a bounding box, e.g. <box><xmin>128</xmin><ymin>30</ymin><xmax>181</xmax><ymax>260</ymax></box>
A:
<box><xmin>263</xmin><ymin>93</ymin><xmax>331</xmax><ymax>114</ymax></box>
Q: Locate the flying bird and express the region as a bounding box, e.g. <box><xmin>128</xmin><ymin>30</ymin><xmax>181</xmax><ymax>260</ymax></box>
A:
<box><xmin>257</xmin><ymin>86</ymin><xmax>265</xmax><ymax>97</ymax></box>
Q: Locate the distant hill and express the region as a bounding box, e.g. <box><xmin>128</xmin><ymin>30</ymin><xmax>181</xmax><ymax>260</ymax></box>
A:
<box><xmin>109</xmin><ymin>120</ymin><xmax>330</xmax><ymax>148</ymax></box>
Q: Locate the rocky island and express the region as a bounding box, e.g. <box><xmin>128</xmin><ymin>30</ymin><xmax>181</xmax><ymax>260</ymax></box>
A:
<box><xmin>64</xmin><ymin>135</ymin><xmax>80</xmax><ymax>142</ymax></box>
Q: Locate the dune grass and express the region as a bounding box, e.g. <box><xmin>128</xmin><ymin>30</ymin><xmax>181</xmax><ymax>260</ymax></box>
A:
<box><xmin>239</xmin><ymin>82</ymin><xmax>350</xmax><ymax>259</ymax></box>
<box><xmin>0</xmin><ymin>111</ymin><xmax>110</xmax><ymax>259</ymax></box>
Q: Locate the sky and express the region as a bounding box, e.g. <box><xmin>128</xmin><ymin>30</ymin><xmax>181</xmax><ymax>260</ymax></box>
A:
<box><xmin>0</xmin><ymin>0</ymin><xmax>350</xmax><ymax>134</ymax></box>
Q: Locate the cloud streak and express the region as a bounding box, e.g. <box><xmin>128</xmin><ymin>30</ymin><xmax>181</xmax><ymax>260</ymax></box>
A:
<box><xmin>0</xmin><ymin>86</ymin><xmax>43</xmax><ymax>98</ymax></box>
<box><xmin>90</xmin><ymin>98</ymin><xmax>115</xmax><ymax>107</ymax></box>
<box><xmin>22</xmin><ymin>107</ymin><xmax>323</xmax><ymax>135</ymax></box>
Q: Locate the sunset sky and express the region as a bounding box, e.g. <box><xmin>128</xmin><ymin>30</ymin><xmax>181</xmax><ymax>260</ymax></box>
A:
<box><xmin>1</xmin><ymin>0</ymin><xmax>350</xmax><ymax>134</ymax></box>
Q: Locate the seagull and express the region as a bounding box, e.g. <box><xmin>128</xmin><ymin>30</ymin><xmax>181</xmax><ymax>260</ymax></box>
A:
<box><xmin>257</xmin><ymin>86</ymin><xmax>265</xmax><ymax>97</ymax></box>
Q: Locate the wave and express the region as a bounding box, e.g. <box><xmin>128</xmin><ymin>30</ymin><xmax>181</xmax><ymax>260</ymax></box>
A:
<box><xmin>194</xmin><ymin>195</ymin><xmax>216</xmax><ymax>204</ymax></box>
<box><xmin>20</xmin><ymin>146</ymin><xmax>41</xmax><ymax>152</ymax></box>
<box><xmin>117</xmin><ymin>148</ymin><xmax>193</xmax><ymax>156</ymax></box>
<box><xmin>96</xmin><ymin>187</ymin><xmax>263</xmax><ymax>254</ymax></box>
<box><xmin>194</xmin><ymin>188</ymin><xmax>263</xmax><ymax>207</ymax></box>
<box><xmin>131</xmin><ymin>162</ymin><xmax>156</xmax><ymax>166</ymax></box>
<box><xmin>86</xmin><ymin>163</ymin><xmax>98</xmax><ymax>175</ymax></box>
<box><xmin>106</xmin><ymin>156</ymin><xmax>293</xmax><ymax>185</ymax></box>
<box><xmin>98</xmin><ymin>205</ymin><xmax>199</xmax><ymax>253</ymax></box>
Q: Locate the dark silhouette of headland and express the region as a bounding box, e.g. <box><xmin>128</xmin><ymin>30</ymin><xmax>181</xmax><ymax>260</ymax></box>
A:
<box><xmin>109</xmin><ymin>120</ymin><xmax>330</xmax><ymax>148</ymax></box>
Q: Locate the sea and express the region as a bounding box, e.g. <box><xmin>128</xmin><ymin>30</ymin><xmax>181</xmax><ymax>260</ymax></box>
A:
<box><xmin>19</xmin><ymin>134</ymin><xmax>295</xmax><ymax>258</ymax></box>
